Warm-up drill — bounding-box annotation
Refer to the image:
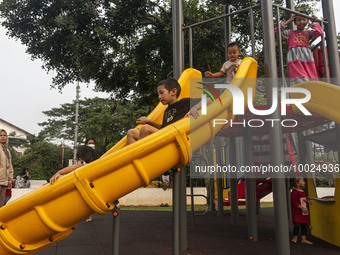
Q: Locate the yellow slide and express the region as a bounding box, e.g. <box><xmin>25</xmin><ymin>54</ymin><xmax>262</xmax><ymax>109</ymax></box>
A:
<box><xmin>290</xmin><ymin>81</ymin><xmax>340</xmax><ymax>124</ymax></box>
<box><xmin>290</xmin><ymin>81</ymin><xmax>340</xmax><ymax>247</ymax></box>
<box><xmin>0</xmin><ymin>57</ymin><xmax>257</xmax><ymax>254</ymax></box>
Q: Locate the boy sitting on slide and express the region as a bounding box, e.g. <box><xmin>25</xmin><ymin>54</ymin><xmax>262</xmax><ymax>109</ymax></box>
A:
<box><xmin>127</xmin><ymin>78</ymin><xmax>209</xmax><ymax>144</ymax></box>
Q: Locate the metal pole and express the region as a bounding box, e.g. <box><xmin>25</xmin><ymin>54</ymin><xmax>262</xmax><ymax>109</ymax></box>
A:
<box><xmin>230</xmin><ymin>137</ymin><xmax>238</xmax><ymax>226</ymax></box>
<box><xmin>179</xmin><ymin>167</ymin><xmax>187</xmax><ymax>251</ymax></box>
<box><xmin>249</xmin><ymin>7</ymin><xmax>256</xmax><ymax>58</ymax></box>
<box><xmin>320</xmin><ymin>20</ymin><xmax>330</xmax><ymax>83</ymax></box>
<box><xmin>322</xmin><ymin>0</ymin><xmax>340</xmax><ymax>80</ymax></box>
<box><xmin>285</xmin><ymin>0</ymin><xmax>295</xmax><ymax>30</ymax></box>
<box><xmin>172</xmin><ymin>1</ymin><xmax>184</xmax><ymax>253</ymax></box>
<box><xmin>173</xmin><ymin>170</ymin><xmax>180</xmax><ymax>255</ymax></box>
<box><xmin>215</xmin><ymin>138</ymin><xmax>224</xmax><ymax>216</ymax></box>
<box><xmin>275</xmin><ymin>6</ymin><xmax>285</xmax><ymax>80</ymax></box>
<box><xmin>112</xmin><ymin>201</ymin><xmax>120</xmax><ymax>255</ymax></box>
<box><xmin>73</xmin><ymin>82</ymin><xmax>80</xmax><ymax>162</ymax></box>
<box><xmin>260</xmin><ymin>1</ymin><xmax>290</xmax><ymax>254</ymax></box>
<box><xmin>223</xmin><ymin>4</ymin><xmax>231</xmax><ymax>61</ymax></box>
<box><xmin>286</xmin><ymin>178</ymin><xmax>292</xmax><ymax>220</ymax></box>
<box><xmin>207</xmin><ymin>142</ymin><xmax>216</xmax><ymax>211</ymax></box>
<box><xmin>189</xmin><ymin>176</ymin><xmax>195</xmax><ymax>225</ymax></box>
<box><xmin>243</xmin><ymin>126</ymin><xmax>258</xmax><ymax>241</ymax></box>
<box><xmin>172</xmin><ymin>0</ymin><xmax>184</xmax><ymax>79</ymax></box>
<box><xmin>189</xmin><ymin>28</ymin><xmax>193</xmax><ymax>68</ymax></box>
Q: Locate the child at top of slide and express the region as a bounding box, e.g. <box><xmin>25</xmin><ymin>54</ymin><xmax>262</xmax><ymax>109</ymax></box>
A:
<box><xmin>275</xmin><ymin>9</ymin><xmax>323</xmax><ymax>86</ymax></box>
<box><xmin>204</xmin><ymin>42</ymin><xmax>242</xmax><ymax>83</ymax></box>
<box><xmin>291</xmin><ymin>176</ymin><xmax>313</xmax><ymax>245</ymax></box>
<box><xmin>127</xmin><ymin>78</ymin><xmax>208</xmax><ymax>144</ymax></box>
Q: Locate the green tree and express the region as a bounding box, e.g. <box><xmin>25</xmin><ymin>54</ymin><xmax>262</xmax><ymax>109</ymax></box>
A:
<box><xmin>0</xmin><ymin>0</ymin><xmax>319</xmax><ymax>102</ymax></box>
<box><xmin>12</xmin><ymin>140</ymin><xmax>73</xmax><ymax>180</ymax></box>
<box><xmin>38</xmin><ymin>97</ymin><xmax>150</xmax><ymax>154</ymax></box>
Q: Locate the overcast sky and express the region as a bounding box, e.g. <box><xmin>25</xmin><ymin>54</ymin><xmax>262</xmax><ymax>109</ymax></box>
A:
<box><xmin>0</xmin><ymin>2</ymin><xmax>340</xmax><ymax>136</ymax></box>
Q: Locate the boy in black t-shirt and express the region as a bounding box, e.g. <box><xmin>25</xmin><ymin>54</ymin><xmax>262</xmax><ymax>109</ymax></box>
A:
<box><xmin>127</xmin><ymin>78</ymin><xmax>203</xmax><ymax>144</ymax></box>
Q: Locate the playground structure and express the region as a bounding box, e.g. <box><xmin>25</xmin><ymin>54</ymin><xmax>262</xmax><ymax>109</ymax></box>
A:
<box><xmin>183</xmin><ymin>0</ymin><xmax>340</xmax><ymax>253</ymax></box>
<box><xmin>0</xmin><ymin>1</ymin><xmax>339</xmax><ymax>255</ymax></box>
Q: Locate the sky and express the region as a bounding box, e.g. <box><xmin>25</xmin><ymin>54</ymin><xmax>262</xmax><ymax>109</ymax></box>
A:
<box><xmin>0</xmin><ymin>1</ymin><xmax>340</xmax><ymax>136</ymax></box>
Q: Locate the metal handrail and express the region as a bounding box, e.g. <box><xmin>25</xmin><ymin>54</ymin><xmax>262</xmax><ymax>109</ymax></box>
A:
<box><xmin>273</xmin><ymin>4</ymin><xmax>328</xmax><ymax>24</ymax></box>
<box><xmin>182</xmin><ymin>4</ymin><xmax>260</xmax><ymax>30</ymax></box>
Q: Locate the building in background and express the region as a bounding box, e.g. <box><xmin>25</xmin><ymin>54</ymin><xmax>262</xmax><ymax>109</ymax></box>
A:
<box><xmin>0</xmin><ymin>118</ymin><xmax>31</xmax><ymax>154</ymax></box>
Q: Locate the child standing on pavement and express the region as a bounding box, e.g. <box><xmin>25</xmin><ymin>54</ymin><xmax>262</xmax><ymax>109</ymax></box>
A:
<box><xmin>291</xmin><ymin>176</ymin><xmax>313</xmax><ymax>245</ymax></box>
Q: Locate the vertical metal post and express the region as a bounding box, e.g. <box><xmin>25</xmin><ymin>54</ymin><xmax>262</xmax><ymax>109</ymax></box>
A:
<box><xmin>73</xmin><ymin>82</ymin><xmax>80</xmax><ymax>162</ymax></box>
<box><xmin>275</xmin><ymin>6</ymin><xmax>285</xmax><ymax>80</ymax></box>
<box><xmin>320</xmin><ymin>20</ymin><xmax>330</xmax><ymax>83</ymax></box>
<box><xmin>173</xmin><ymin>170</ymin><xmax>180</xmax><ymax>255</ymax></box>
<box><xmin>260</xmin><ymin>0</ymin><xmax>290</xmax><ymax>254</ymax></box>
<box><xmin>223</xmin><ymin>4</ymin><xmax>231</xmax><ymax>61</ymax></box>
<box><xmin>322</xmin><ymin>0</ymin><xmax>340</xmax><ymax>80</ymax></box>
<box><xmin>207</xmin><ymin>142</ymin><xmax>216</xmax><ymax>211</ymax></box>
<box><xmin>249</xmin><ymin>7</ymin><xmax>256</xmax><ymax>58</ymax></box>
<box><xmin>189</xmin><ymin>176</ymin><xmax>195</xmax><ymax>225</ymax></box>
<box><xmin>172</xmin><ymin>0</ymin><xmax>184</xmax><ymax>79</ymax></box>
<box><xmin>230</xmin><ymin>137</ymin><xmax>238</xmax><ymax>226</ymax></box>
<box><xmin>215</xmin><ymin>138</ymin><xmax>224</xmax><ymax>216</ymax></box>
<box><xmin>189</xmin><ymin>28</ymin><xmax>193</xmax><ymax>68</ymax></box>
<box><xmin>285</xmin><ymin>0</ymin><xmax>295</xmax><ymax>30</ymax></box>
<box><xmin>112</xmin><ymin>201</ymin><xmax>120</xmax><ymax>255</ymax></box>
<box><xmin>172</xmin><ymin>1</ymin><xmax>184</xmax><ymax>254</ymax></box>
<box><xmin>286</xmin><ymin>178</ymin><xmax>292</xmax><ymax>220</ymax></box>
<box><xmin>243</xmin><ymin>126</ymin><xmax>258</xmax><ymax>241</ymax></box>
<box><xmin>179</xmin><ymin>167</ymin><xmax>187</xmax><ymax>251</ymax></box>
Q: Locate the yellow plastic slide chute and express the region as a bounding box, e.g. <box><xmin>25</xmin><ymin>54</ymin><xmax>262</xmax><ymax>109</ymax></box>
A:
<box><xmin>0</xmin><ymin>57</ymin><xmax>257</xmax><ymax>254</ymax></box>
<box><xmin>290</xmin><ymin>81</ymin><xmax>340</xmax><ymax>124</ymax></box>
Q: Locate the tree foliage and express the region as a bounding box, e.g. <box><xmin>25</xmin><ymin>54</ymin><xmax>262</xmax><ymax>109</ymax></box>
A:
<box><xmin>11</xmin><ymin>139</ymin><xmax>73</xmax><ymax>180</ymax></box>
<box><xmin>0</xmin><ymin>0</ymin><xmax>319</xmax><ymax>102</ymax></box>
<box><xmin>38</xmin><ymin>97</ymin><xmax>150</xmax><ymax>154</ymax></box>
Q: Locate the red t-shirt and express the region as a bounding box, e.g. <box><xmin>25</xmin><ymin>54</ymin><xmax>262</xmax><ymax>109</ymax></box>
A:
<box><xmin>291</xmin><ymin>189</ymin><xmax>309</xmax><ymax>224</ymax></box>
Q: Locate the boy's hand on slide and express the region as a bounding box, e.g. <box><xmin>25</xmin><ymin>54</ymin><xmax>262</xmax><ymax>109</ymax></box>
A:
<box><xmin>185</xmin><ymin>108</ymin><xmax>200</xmax><ymax>119</ymax></box>
<box><xmin>136</xmin><ymin>116</ymin><xmax>149</xmax><ymax>124</ymax></box>
<box><xmin>204</xmin><ymin>71</ymin><xmax>212</xmax><ymax>77</ymax></box>
<box><xmin>50</xmin><ymin>173</ymin><xmax>61</xmax><ymax>185</ymax></box>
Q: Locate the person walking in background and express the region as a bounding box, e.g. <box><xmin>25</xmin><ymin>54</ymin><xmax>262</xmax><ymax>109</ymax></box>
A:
<box><xmin>15</xmin><ymin>167</ymin><xmax>31</xmax><ymax>188</ymax></box>
<box><xmin>85</xmin><ymin>138</ymin><xmax>98</xmax><ymax>222</ymax></box>
<box><xmin>85</xmin><ymin>138</ymin><xmax>96</xmax><ymax>150</ymax></box>
<box><xmin>0</xmin><ymin>129</ymin><xmax>14</xmax><ymax>207</ymax></box>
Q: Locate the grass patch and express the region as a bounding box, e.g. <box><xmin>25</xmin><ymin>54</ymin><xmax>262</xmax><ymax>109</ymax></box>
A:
<box><xmin>120</xmin><ymin>205</ymin><xmax>208</xmax><ymax>212</ymax></box>
<box><xmin>119</xmin><ymin>203</ymin><xmax>273</xmax><ymax>211</ymax></box>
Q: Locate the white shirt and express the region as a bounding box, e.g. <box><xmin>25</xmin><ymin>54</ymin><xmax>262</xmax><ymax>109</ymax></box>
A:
<box><xmin>220</xmin><ymin>59</ymin><xmax>242</xmax><ymax>80</ymax></box>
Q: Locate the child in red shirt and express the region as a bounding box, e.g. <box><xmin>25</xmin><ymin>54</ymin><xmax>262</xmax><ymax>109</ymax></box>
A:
<box><xmin>291</xmin><ymin>177</ymin><xmax>313</xmax><ymax>245</ymax></box>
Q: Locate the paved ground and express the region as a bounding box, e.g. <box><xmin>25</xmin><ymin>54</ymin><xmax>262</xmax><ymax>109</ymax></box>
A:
<box><xmin>37</xmin><ymin>207</ymin><xmax>340</xmax><ymax>255</ymax></box>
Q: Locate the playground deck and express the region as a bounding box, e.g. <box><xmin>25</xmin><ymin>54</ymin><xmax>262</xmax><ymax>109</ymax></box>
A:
<box><xmin>36</xmin><ymin>207</ymin><xmax>340</xmax><ymax>255</ymax></box>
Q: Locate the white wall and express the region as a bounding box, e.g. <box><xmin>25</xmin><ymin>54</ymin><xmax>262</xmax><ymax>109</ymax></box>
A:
<box><xmin>7</xmin><ymin>181</ymin><xmax>335</xmax><ymax>206</ymax></box>
<box><xmin>8</xmin><ymin>181</ymin><xmax>208</xmax><ymax>206</ymax></box>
